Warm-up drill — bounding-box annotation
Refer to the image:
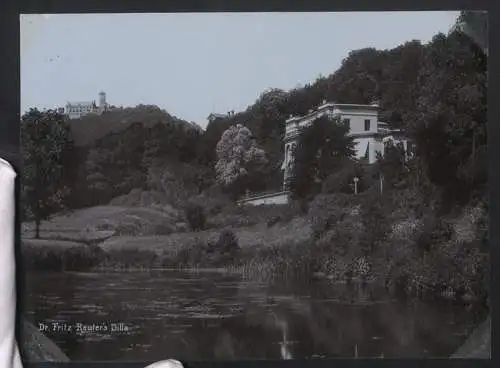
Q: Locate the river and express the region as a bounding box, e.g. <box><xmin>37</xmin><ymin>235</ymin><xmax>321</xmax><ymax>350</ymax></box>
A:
<box><xmin>24</xmin><ymin>270</ymin><xmax>487</xmax><ymax>361</ymax></box>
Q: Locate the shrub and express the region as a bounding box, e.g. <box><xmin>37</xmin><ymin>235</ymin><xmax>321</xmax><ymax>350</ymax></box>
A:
<box><xmin>209</xmin><ymin>207</ymin><xmax>255</xmax><ymax>228</ymax></box>
<box><xmin>172</xmin><ymin>238</ymin><xmax>209</xmax><ymax>268</ymax></box>
<box><xmin>233</xmin><ymin>240</ymin><xmax>320</xmax><ymax>281</ymax></box>
<box><xmin>308</xmin><ymin>193</ymin><xmax>352</xmax><ymax>238</ymax></box>
<box><xmin>266</xmin><ymin>215</ymin><xmax>281</xmax><ymax>227</ymax></box>
<box><xmin>288</xmin><ymin>199</ymin><xmax>309</xmax><ymax>216</ymax></box>
<box><xmin>215</xmin><ymin>229</ymin><xmax>240</xmax><ymax>254</ymax></box>
<box><xmin>359</xmin><ymin>191</ymin><xmax>392</xmax><ymax>253</ymax></box>
<box><xmin>150</xmin><ymin>222</ymin><xmax>174</xmax><ymax>235</ymax></box>
<box><xmin>184</xmin><ymin>203</ymin><xmax>206</xmax><ymax>231</ymax></box>
<box><xmin>322</xmin><ymin>160</ymin><xmax>370</xmax><ymax>194</ymax></box>
<box><xmin>190</xmin><ymin>185</ymin><xmax>233</xmax><ymax>216</ymax></box>
<box><xmin>95</xmin><ymin>221</ymin><xmax>115</xmax><ymax>231</ymax></box>
<box><xmin>23</xmin><ymin>244</ymin><xmax>105</xmax><ymax>272</ymax></box>
<box><xmin>115</xmin><ymin>221</ymin><xmax>142</xmax><ymax>236</ymax></box>
<box><xmin>241</xmin><ymin>204</ymin><xmax>293</xmax><ymax>226</ymax></box>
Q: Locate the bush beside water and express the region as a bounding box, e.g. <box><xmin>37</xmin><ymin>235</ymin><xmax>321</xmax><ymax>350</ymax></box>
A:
<box><xmin>206</xmin><ymin>201</ymin><xmax>303</xmax><ymax>229</ymax></box>
<box><xmin>184</xmin><ymin>203</ymin><xmax>206</xmax><ymax>231</ymax></box>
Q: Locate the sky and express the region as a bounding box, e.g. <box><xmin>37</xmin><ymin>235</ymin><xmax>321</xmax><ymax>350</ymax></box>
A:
<box><xmin>20</xmin><ymin>11</ymin><xmax>459</xmax><ymax>129</ymax></box>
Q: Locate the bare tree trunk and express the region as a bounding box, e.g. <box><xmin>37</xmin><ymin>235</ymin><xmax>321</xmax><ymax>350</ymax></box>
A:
<box><xmin>472</xmin><ymin>133</ymin><xmax>476</xmax><ymax>160</ymax></box>
<box><xmin>35</xmin><ymin>217</ymin><xmax>41</xmax><ymax>239</ymax></box>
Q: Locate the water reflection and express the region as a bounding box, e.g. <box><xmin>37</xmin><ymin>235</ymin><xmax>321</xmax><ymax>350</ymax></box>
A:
<box><xmin>24</xmin><ymin>270</ymin><xmax>485</xmax><ymax>361</ymax></box>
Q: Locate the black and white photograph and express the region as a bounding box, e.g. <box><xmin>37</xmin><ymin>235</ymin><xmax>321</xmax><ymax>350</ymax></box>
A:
<box><xmin>19</xmin><ymin>11</ymin><xmax>489</xmax><ymax>362</ymax></box>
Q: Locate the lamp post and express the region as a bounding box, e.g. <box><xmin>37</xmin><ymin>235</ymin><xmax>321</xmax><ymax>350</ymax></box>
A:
<box><xmin>353</xmin><ymin>176</ymin><xmax>359</xmax><ymax>195</ymax></box>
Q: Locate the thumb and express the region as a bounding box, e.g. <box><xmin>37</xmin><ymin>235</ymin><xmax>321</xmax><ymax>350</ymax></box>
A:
<box><xmin>0</xmin><ymin>159</ymin><xmax>22</xmax><ymax>368</ymax></box>
<box><xmin>144</xmin><ymin>359</ymin><xmax>184</xmax><ymax>368</ymax></box>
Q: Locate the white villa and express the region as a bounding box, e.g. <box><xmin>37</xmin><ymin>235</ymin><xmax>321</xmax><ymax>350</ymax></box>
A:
<box><xmin>238</xmin><ymin>100</ymin><xmax>411</xmax><ymax>206</ymax></box>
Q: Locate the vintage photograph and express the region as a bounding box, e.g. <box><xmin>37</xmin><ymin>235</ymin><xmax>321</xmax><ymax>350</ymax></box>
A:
<box><xmin>19</xmin><ymin>11</ymin><xmax>489</xmax><ymax>362</ymax></box>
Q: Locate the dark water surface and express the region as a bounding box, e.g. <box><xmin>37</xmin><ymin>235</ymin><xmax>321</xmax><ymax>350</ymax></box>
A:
<box><xmin>24</xmin><ymin>270</ymin><xmax>486</xmax><ymax>361</ymax></box>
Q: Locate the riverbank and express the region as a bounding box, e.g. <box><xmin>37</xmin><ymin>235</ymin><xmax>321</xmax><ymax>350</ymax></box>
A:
<box><xmin>22</xmin><ymin>190</ymin><xmax>489</xmax><ymax>304</ymax></box>
<box><xmin>22</xmin><ymin>237</ymin><xmax>488</xmax><ymax>305</ymax></box>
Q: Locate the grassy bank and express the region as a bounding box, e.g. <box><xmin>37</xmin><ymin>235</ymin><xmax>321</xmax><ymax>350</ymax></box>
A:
<box><xmin>22</xmin><ymin>230</ymin><xmax>312</xmax><ymax>274</ymax></box>
<box><xmin>23</xmin><ymin>236</ymin><xmax>488</xmax><ymax>304</ymax></box>
<box><xmin>22</xmin><ymin>190</ymin><xmax>489</xmax><ymax>304</ymax></box>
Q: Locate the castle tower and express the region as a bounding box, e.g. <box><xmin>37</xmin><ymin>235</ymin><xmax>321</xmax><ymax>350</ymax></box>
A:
<box><xmin>98</xmin><ymin>91</ymin><xmax>107</xmax><ymax>111</ymax></box>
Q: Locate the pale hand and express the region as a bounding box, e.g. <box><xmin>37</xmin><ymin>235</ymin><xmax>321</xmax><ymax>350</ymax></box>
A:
<box><xmin>145</xmin><ymin>359</ymin><xmax>184</xmax><ymax>368</ymax></box>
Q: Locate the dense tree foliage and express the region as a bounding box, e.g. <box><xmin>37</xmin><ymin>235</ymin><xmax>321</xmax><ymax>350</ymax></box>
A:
<box><xmin>21</xmin><ymin>109</ymin><xmax>74</xmax><ymax>237</ymax></box>
<box><xmin>79</xmin><ymin>116</ymin><xmax>208</xmax><ymax>207</ymax></box>
<box><xmin>215</xmin><ymin>124</ymin><xmax>267</xmax><ymax>198</ymax></box>
<box><xmin>69</xmin><ymin>104</ymin><xmax>201</xmax><ymax>147</ymax></box>
<box><xmin>322</xmin><ymin>160</ymin><xmax>372</xmax><ymax>195</ymax></box>
<box><xmin>375</xmin><ymin>141</ymin><xmax>410</xmax><ymax>191</ymax></box>
<box><xmin>456</xmin><ymin>11</ymin><xmax>488</xmax><ymax>55</ymax></box>
<box><xmin>289</xmin><ymin>117</ymin><xmax>356</xmax><ymax>199</ymax></box>
<box><xmin>405</xmin><ymin>31</ymin><xmax>487</xmax><ymax>207</ymax></box>
<box><xmin>45</xmin><ymin>105</ymin><xmax>208</xmax><ymax>208</ymax></box>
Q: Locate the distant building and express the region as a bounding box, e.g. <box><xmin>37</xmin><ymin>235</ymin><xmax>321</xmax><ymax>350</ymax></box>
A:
<box><xmin>207</xmin><ymin>110</ymin><xmax>235</xmax><ymax>124</ymax></box>
<box><xmin>65</xmin><ymin>91</ymin><xmax>108</xmax><ymax>119</ymax></box>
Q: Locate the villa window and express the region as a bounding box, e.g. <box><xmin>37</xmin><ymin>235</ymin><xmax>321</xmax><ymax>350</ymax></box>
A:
<box><xmin>364</xmin><ymin>119</ymin><xmax>371</xmax><ymax>131</ymax></box>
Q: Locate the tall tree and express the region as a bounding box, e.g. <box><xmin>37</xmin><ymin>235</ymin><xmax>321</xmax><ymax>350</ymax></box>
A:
<box><xmin>215</xmin><ymin>124</ymin><xmax>267</xmax><ymax>197</ymax></box>
<box><xmin>405</xmin><ymin>31</ymin><xmax>487</xmax><ymax>205</ymax></box>
<box><xmin>290</xmin><ymin>116</ymin><xmax>356</xmax><ymax>199</ymax></box>
<box><xmin>375</xmin><ymin>141</ymin><xmax>409</xmax><ymax>191</ymax></box>
<box><xmin>21</xmin><ymin>109</ymin><xmax>73</xmax><ymax>238</ymax></box>
<box><xmin>85</xmin><ymin>148</ymin><xmax>114</xmax><ymax>205</ymax></box>
<box><xmin>455</xmin><ymin>11</ymin><xmax>488</xmax><ymax>56</ymax></box>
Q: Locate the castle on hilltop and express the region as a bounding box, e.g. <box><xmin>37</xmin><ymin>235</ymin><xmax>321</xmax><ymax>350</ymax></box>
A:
<box><xmin>65</xmin><ymin>91</ymin><xmax>109</xmax><ymax>120</ymax></box>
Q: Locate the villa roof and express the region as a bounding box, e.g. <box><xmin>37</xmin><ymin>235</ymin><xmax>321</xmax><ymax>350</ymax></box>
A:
<box><xmin>286</xmin><ymin>101</ymin><xmax>379</xmax><ymax>123</ymax></box>
<box><xmin>318</xmin><ymin>102</ymin><xmax>379</xmax><ymax>110</ymax></box>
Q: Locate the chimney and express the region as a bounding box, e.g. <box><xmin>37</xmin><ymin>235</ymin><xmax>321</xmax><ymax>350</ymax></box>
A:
<box><xmin>322</xmin><ymin>99</ymin><xmax>327</xmax><ymax>105</ymax></box>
